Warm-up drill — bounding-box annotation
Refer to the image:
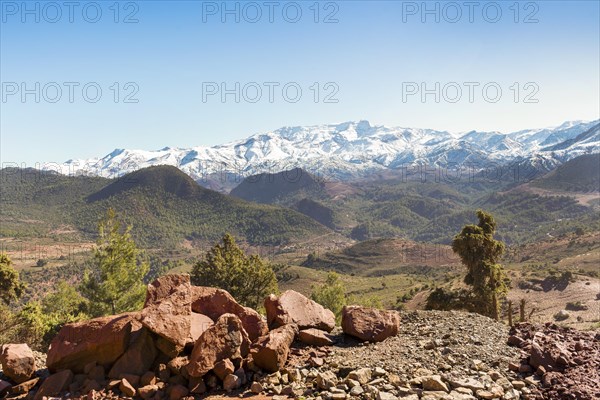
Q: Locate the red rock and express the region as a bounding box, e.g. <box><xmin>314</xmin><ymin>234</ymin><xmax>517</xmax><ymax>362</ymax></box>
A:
<box><xmin>83</xmin><ymin>362</ymin><xmax>96</xmax><ymax>375</ymax></box>
<box><xmin>186</xmin><ymin>314</ymin><xmax>250</xmax><ymax>378</ymax></box>
<box><xmin>46</xmin><ymin>313</ymin><xmax>137</xmax><ymax>373</ymax></box>
<box><xmin>108</xmin><ymin>327</ymin><xmax>157</xmax><ymax>378</ymax></box>
<box><xmin>168</xmin><ymin>384</ymin><xmax>189</xmax><ymax>400</ymax></box>
<box><xmin>157</xmin><ymin>363</ymin><xmax>170</xmax><ymax>382</ymax></box>
<box><xmin>0</xmin><ymin>344</ymin><xmax>35</xmax><ymax>384</ymax></box>
<box><xmin>341</xmin><ymin>305</ymin><xmax>400</xmax><ymax>342</ymax></box>
<box><xmin>191</xmin><ymin>286</ymin><xmax>268</xmax><ymax>342</ymax></box>
<box><xmin>145</xmin><ymin>274</ymin><xmax>191</xmax><ymax>307</ymax></box>
<box><xmin>141</xmin><ymin>286</ymin><xmax>192</xmax><ymax>348</ymax></box>
<box><xmin>251</xmin><ymin>324</ymin><xmax>298</xmax><ymax>373</ymax></box>
<box><xmin>138</xmin><ymin>384</ymin><xmax>158</xmax><ymax>399</ymax></box>
<box><xmin>81</xmin><ymin>378</ymin><xmax>102</xmax><ymax>394</ymax></box>
<box><xmin>233</xmin><ymin>367</ymin><xmax>246</xmax><ymax>385</ymax></box>
<box><xmin>88</xmin><ymin>365</ymin><xmax>105</xmax><ymax>383</ymax></box>
<box><xmin>213</xmin><ymin>359</ymin><xmax>235</xmax><ymax>380</ymax></box>
<box><xmin>106</xmin><ymin>379</ymin><xmax>121</xmax><ymax>390</ymax></box>
<box><xmin>190</xmin><ymin>312</ymin><xmax>214</xmax><ymax>342</ymax></box>
<box><xmin>530</xmin><ymin>342</ymin><xmax>557</xmax><ymax>370</ymax></box>
<box><xmin>119</xmin><ymin>373</ymin><xmax>140</xmax><ymax>387</ymax></box>
<box><xmin>34</xmin><ymin>370</ymin><xmax>73</xmax><ymax>400</ymax></box>
<box><xmin>223</xmin><ymin>373</ymin><xmax>241</xmax><ymax>392</ymax></box>
<box><xmin>140</xmin><ymin>371</ymin><xmax>157</xmax><ymax>387</ymax></box>
<box><xmin>167</xmin><ymin>356</ymin><xmax>190</xmax><ymax>378</ymax></box>
<box><xmin>298</xmin><ymin>328</ymin><xmax>335</xmax><ymax>346</ymax></box>
<box><xmin>155</xmin><ymin>337</ymin><xmax>184</xmax><ymax>358</ymax></box>
<box><xmin>309</xmin><ymin>357</ymin><xmax>325</xmax><ymax>367</ymax></box>
<box><xmin>265</xmin><ymin>290</ymin><xmax>335</xmax><ymax>332</ymax></box>
<box><xmin>119</xmin><ymin>378</ymin><xmax>136</xmax><ymax>397</ymax></box>
<box><xmin>188</xmin><ymin>376</ymin><xmax>207</xmax><ymax>394</ymax></box>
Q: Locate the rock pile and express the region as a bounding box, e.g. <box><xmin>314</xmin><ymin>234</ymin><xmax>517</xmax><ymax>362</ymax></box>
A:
<box><xmin>3</xmin><ymin>275</ymin><xmax>596</xmax><ymax>400</ymax></box>
<box><xmin>2</xmin><ymin>274</ymin><xmax>371</xmax><ymax>400</ymax></box>
<box><xmin>34</xmin><ymin>274</ymin><xmax>290</xmax><ymax>399</ymax></box>
<box><xmin>507</xmin><ymin>322</ymin><xmax>600</xmax><ymax>400</ymax></box>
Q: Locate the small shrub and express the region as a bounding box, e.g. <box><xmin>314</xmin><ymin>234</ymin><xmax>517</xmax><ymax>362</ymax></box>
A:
<box><xmin>566</xmin><ymin>301</ymin><xmax>588</xmax><ymax>311</ymax></box>
<box><xmin>311</xmin><ymin>272</ymin><xmax>346</xmax><ymax>321</ymax></box>
<box><xmin>36</xmin><ymin>259</ymin><xmax>48</xmax><ymax>268</ymax></box>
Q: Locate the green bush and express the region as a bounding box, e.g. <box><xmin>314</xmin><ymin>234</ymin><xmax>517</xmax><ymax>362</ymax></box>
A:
<box><xmin>311</xmin><ymin>272</ymin><xmax>346</xmax><ymax>321</ymax></box>
<box><xmin>191</xmin><ymin>233</ymin><xmax>278</xmax><ymax>309</ymax></box>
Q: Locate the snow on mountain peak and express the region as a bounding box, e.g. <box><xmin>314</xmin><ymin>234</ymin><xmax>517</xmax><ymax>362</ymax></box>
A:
<box><xmin>61</xmin><ymin>120</ymin><xmax>599</xmax><ymax>182</ymax></box>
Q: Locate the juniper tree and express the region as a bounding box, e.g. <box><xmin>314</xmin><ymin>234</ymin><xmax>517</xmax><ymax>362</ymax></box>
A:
<box><xmin>80</xmin><ymin>208</ymin><xmax>149</xmax><ymax>316</ymax></box>
<box><xmin>191</xmin><ymin>233</ymin><xmax>278</xmax><ymax>309</ymax></box>
<box><xmin>452</xmin><ymin>210</ymin><xmax>508</xmax><ymax>320</ymax></box>
<box><xmin>0</xmin><ymin>253</ymin><xmax>25</xmax><ymax>305</ymax></box>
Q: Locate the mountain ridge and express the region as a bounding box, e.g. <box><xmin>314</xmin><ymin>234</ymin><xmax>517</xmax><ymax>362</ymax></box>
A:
<box><xmin>60</xmin><ymin>120</ymin><xmax>600</xmax><ymax>189</ymax></box>
<box><xmin>0</xmin><ymin>165</ymin><xmax>333</xmax><ymax>247</ymax></box>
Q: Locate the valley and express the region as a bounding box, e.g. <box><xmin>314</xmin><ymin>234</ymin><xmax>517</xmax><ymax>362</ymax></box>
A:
<box><xmin>2</xmin><ymin>152</ymin><xmax>598</xmax><ymax>331</ymax></box>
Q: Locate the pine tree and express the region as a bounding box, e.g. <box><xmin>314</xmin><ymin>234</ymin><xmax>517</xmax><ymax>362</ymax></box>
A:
<box><xmin>452</xmin><ymin>210</ymin><xmax>508</xmax><ymax>320</ymax></box>
<box><xmin>0</xmin><ymin>253</ymin><xmax>25</xmax><ymax>305</ymax></box>
<box><xmin>80</xmin><ymin>208</ymin><xmax>149</xmax><ymax>316</ymax></box>
<box><xmin>191</xmin><ymin>233</ymin><xmax>278</xmax><ymax>309</ymax></box>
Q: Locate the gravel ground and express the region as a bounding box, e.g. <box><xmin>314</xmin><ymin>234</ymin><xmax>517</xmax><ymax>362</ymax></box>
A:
<box><xmin>251</xmin><ymin>310</ymin><xmax>530</xmax><ymax>400</ymax></box>
<box><xmin>324</xmin><ymin>311</ymin><xmax>520</xmax><ymax>379</ymax></box>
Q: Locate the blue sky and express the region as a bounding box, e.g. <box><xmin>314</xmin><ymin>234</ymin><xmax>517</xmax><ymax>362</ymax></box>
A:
<box><xmin>1</xmin><ymin>0</ymin><xmax>599</xmax><ymax>166</ymax></box>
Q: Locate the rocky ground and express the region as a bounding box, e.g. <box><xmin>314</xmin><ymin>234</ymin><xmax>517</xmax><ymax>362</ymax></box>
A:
<box><xmin>507</xmin><ymin>322</ymin><xmax>600</xmax><ymax>400</ymax></box>
<box><xmin>1</xmin><ymin>275</ymin><xmax>599</xmax><ymax>400</ymax></box>
<box><xmin>252</xmin><ymin>311</ymin><xmax>525</xmax><ymax>400</ymax></box>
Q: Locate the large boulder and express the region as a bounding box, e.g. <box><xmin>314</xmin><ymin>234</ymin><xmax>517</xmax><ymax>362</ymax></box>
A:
<box><xmin>186</xmin><ymin>314</ymin><xmax>250</xmax><ymax>378</ymax></box>
<box><xmin>0</xmin><ymin>344</ymin><xmax>35</xmax><ymax>384</ymax></box>
<box><xmin>140</xmin><ymin>285</ymin><xmax>192</xmax><ymax>348</ymax></box>
<box><xmin>108</xmin><ymin>327</ymin><xmax>157</xmax><ymax>378</ymax></box>
<box><xmin>46</xmin><ymin>313</ymin><xmax>137</xmax><ymax>373</ymax></box>
<box><xmin>251</xmin><ymin>324</ymin><xmax>298</xmax><ymax>373</ymax></box>
<box><xmin>33</xmin><ymin>370</ymin><xmax>73</xmax><ymax>400</ymax></box>
<box><xmin>191</xmin><ymin>286</ymin><xmax>268</xmax><ymax>342</ymax></box>
<box><xmin>145</xmin><ymin>274</ymin><xmax>191</xmax><ymax>307</ymax></box>
<box><xmin>341</xmin><ymin>306</ymin><xmax>400</xmax><ymax>342</ymax></box>
<box><xmin>264</xmin><ymin>290</ymin><xmax>335</xmax><ymax>332</ymax></box>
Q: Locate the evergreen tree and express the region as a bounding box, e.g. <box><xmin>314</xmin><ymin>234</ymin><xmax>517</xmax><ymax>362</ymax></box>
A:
<box><xmin>452</xmin><ymin>210</ymin><xmax>508</xmax><ymax>320</ymax></box>
<box><xmin>0</xmin><ymin>253</ymin><xmax>25</xmax><ymax>305</ymax></box>
<box><xmin>80</xmin><ymin>208</ymin><xmax>149</xmax><ymax>316</ymax></box>
<box><xmin>191</xmin><ymin>233</ymin><xmax>278</xmax><ymax>309</ymax></box>
<box><xmin>311</xmin><ymin>272</ymin><xmax>346</xmax><ymax>321</ymax></box>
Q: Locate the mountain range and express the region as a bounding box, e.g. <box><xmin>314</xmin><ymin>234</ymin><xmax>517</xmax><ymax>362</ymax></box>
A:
<box><xmin>61</xmin><ymin>120</ymin><xmax>600</xmax><ymax>191</ymax></box>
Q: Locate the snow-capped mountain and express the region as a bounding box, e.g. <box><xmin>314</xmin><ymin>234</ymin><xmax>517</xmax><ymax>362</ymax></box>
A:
<box><xmin>62</xmin><ymin>120</ymin><xmax>599</xmax><ymax>184</ymax></box>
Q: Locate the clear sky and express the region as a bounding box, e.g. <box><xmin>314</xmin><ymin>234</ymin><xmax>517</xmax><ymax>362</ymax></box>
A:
<box><xmin>1</xmin><ymin>0</ymin><xmax>599</xmax><ymax>166</ymax></box>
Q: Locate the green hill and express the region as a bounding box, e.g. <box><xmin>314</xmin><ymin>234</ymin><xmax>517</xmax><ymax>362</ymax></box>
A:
<box><xmin>229</xmin><ymin>167</ymin><xmax>598</xmax><ymax>245</ymax></box>
<box><xmin>0</xmin><ymin>166</ymin><xmax>331</xmax><ymax>247</ymax></box>
<box><xmin>230</xmin><ymin>167</ymin><xmax>327</xmax><ymax>204</ymax></box>
<box><xmin>531</xmin><ymin>153</ymin><xmax>600</xmax><ymax>192</ymax></box>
